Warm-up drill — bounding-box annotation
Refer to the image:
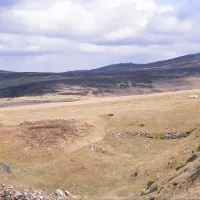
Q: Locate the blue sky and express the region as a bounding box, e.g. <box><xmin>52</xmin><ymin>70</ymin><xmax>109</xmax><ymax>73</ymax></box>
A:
<box><xmin>0</xmin><ymin>0</ymin><xmax>199</xmax><ymax>72</ymax></box>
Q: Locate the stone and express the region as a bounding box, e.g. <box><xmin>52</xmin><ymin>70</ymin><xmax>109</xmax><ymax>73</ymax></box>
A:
<box><xmin>55</xmin><ymin>189</ymin><xmax>66</xmax><ymax>198</ymax></box>
<box><xmin>0</xmin><ymin>163</ymin><xmax>11</xmax><ymax>174</ymax></box>
<box><xmin>156</xmin><ymin>172</ymin><xmax>161</xmax><ymax>180</ymax></box>
<box><xmin>65</xmin><ymin>190</ymin><xmax>71</xmax><ymax>196</ymax></box>
<box><xmin>189</xmin><ymin>95</ymin><xmax>199</xmax><ymax>99</ymax></box>
<box><xmin>89</xmin><ymin>144</ymin><xmax>95</xmax><ymax>151</ymax></box>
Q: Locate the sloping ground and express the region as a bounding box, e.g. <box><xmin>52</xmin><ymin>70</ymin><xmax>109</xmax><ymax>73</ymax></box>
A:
<box><xmin>1</xmin><ymin>53</ymin><xmax>200</xmax><ymax>98</ymax></box>
<box><xmin>172</xmin><ymin>184</ymin><xmax>200</xmax><ymax>200</ymax></box>
<box><xmin>140</xmin><ymin>152</ymin><xmax>200</xmax><ymax>200</ymax></box>
<box><xmin>0</xmin><ymin>90</ymin><xmax>200</xmax><ymax>199</ymax></box>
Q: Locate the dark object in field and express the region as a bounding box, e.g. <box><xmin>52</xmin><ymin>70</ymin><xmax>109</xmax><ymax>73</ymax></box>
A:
<box><xmin>147</xmin><ymin>181</ymin><xmax>155</xmax><ymax>189</ymax></box>
<box><xmin>186</xmin><ymin>154</ymin><xmax>197</xmax><ymax>163</ymax></box>
<box><xmin>0</xmin><ymin>163</ymin><xmax>11</xmax><ymax>174</ymax></box>
<box><xmin>108</xmin><ymin>114</ymin><xmax>114</xmax><ymax>117</ymax></box>
<box><xmin>176</xmin><ymin>154</ymin><xmax>198</xmax><ymax>171</ymax></box>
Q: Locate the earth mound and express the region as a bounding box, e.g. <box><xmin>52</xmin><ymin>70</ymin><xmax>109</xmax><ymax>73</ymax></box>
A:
<box><xmin>0</xmin><ymin>119</ymin><xmax>97</xmax><ymax>149</ymax></box>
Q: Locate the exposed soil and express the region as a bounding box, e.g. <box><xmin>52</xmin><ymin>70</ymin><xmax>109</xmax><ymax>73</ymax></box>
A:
<box><xmin>0</xmin><ymin>119</ymin><xmax>95</xmax><ymax>148</ymax></box>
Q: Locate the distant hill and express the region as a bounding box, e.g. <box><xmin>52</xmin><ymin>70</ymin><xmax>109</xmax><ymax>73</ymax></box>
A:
<box><xmin>0</xmin><ymin>70</ymin><xmax>13</xmax><ymax>74</ymax></box>
<box><xmin>91</xmin><ymin>53</ymin><xmax>200</xmax><ymax>73</ymax></box>
<box><xmin>91</xmin><ymin>63</ymin><xmax>145</xmax><ymax>73</ymax></box>
<box><xmin>0</xmin><ymin>52</ymin><xmax>200</xmax><ymax>98</ymax></box>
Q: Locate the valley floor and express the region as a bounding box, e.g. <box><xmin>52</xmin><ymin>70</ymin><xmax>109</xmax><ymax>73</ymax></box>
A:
<box><xmin>0</xmin><ymin>90</ymin><xmax>200</xmax><ymax>199</ymax></box>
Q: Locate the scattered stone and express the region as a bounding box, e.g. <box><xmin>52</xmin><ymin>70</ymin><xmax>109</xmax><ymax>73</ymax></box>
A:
<box><xmin>116</xmin><ymin>129</ymin><xmax>192</xmax><ymax>141</ymax></box>
<box><xmin>88</xmin><ymin>144</ymin><xmax>95</xmax><ymax>151</ymax></box>
<box><xmin>129</xmin><ymin>130</ymin><xmax>135</xmax><ymax>135</ymax></box>
<box><xmin>0</xmin><ymin>184</ymin><xmax>50</xmax><ymax>200</ymax></box>
<box><xmin>184</xmin><ymin>148</ymin><xmax>191</xmax><ymax>153</ymax></box>
<box><xmin>114</xmin><ymin>132</ymin><xmax>121</xmax><ymax>140</ymax></box>
<box><xmin>55</xmin><ymin>189</ymin><xmax>66</xmax><ymax>198</ymax></box>
<box><xmin>0</xmin><ymin>163</ymin><xmax>11</xmax><ymax>174</ymax></box>
<box><xmin>189</xmin><ymin>95</ymin><xmax>199</xmax><ymax>99</ymax></box>
<box><xmin>65</xmin><ymin>190</ymin><xmax>71</xmax><ymax>196</ymax></box>
<box><xmin>156</xmin><ymin>173</ymin><xmax>161</xmax><ymax>180</ymax></box>
<box><xmin>128</xmin><ymin>130</ymin><xmax>151</xmax><ymax>138</ymax></box>
<box><xmin>164</xmin><ymin>132</ymin><xmax>182</xmax><ymax>140</ymax></box>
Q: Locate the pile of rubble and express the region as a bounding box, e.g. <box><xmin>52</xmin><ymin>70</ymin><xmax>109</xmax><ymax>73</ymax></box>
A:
<box><xmin>0</xmin><ymin>184</ymin><xmax>82</xmax><ymax>200</ymax></box>
<box><xmin>55</xmin><ymin>189</ymin><xmax>81</xmax><ymax>199</ymax></box>
<box><xmin>164</xmin><ymin>132</ymin><xmax>182</xmax><ymax>140</ymax></box>
<box><xmin>0</xmin><ymin>184</ymin><xmax>51</xmax><ymax>200</ymax></box>
<box><xmin>130</xmin><ymin>130</ymin><xmax>184</xmax><ymax>140</ymax></box>
<box><xmin>128</xmin><ymin>130</ymin><xmax>152</xmax><ymax>138</ymax></box>
<box><xmin>113</xmin><ymin>130</ymin><xmax>153</xmax><ymax>140</ymax></box>
<box><xmin>114</xmin><ymin>132</ymin><xmax>121</xmax><ymax>140</ymax></box>
<box><xmin>114</xmin><ymin>129</ymin><xmax>190</xmax><ymax>141</ymax></box>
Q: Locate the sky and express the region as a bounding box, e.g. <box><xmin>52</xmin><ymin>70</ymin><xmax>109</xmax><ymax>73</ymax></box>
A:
<box><xmin>0</xmin><ymin>0</ymin><xmax>199</xmax><ymax>72</ymax></box>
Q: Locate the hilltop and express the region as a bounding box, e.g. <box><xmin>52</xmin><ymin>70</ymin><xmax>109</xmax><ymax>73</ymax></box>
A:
<box><xmin>0</xmin><ymin>52</ymin><xmax>200</xmax><ymax>98</ymax></box>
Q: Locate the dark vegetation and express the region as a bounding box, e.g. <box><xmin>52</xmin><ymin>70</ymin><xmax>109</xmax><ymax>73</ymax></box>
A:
<box><xmin>1</xmin><ymin>52</ymin><xmax>200</xmax><ymax>98</ymax></box>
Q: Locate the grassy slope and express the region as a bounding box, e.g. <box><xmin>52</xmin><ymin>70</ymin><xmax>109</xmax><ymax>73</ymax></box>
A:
<box><xmin>0</xmin><ymin>90</ymin><xmax>200</xmax><ymax>199</ymax></box>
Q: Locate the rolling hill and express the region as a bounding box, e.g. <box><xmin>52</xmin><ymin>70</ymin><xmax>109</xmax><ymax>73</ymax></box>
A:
<box><xmin>1</xmin><ymin>53</ymin><xmax>200</xmax><ymax>199</ymax></box>
<box><xmin>1</xmin><ymin>52</ymin><xmax>200</xmax><ymax>98</ymax></box>
<box><xmin>91</xmin><ymin>52</ymin><xmax>200</xmax><ymax>73</ymax></box>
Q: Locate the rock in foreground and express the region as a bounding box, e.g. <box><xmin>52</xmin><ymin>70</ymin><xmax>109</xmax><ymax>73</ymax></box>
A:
<box><xmin>0</xmin><ymin>184</ymin><xmax>52</xmax><ymax>200</ymax></box>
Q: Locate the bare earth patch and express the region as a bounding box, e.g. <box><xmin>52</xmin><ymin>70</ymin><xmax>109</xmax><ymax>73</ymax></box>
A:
<box><xmin>19</xmin><ymin>119</ymin><xmax>95</xmax><ymax>147</ymax></box>
<box><xmin>0</xmin><ymin>119</ymin><xmax>97</xmax><ymax>152</ymax></box>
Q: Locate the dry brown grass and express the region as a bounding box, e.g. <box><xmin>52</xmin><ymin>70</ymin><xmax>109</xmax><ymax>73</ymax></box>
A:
<box><xmin>0</xmin><ymin>89</ymin><xmax>200</xmax><ymax>199</ymax></box>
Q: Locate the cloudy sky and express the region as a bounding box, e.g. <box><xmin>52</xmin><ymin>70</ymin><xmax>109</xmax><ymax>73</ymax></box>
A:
<box><xmin>0</xmin><ymin>0</ymin><xmax>199</xmax><ymax>72</ymax></box>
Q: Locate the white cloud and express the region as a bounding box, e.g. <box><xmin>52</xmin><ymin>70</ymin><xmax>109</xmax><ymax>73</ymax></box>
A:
<box><xmin>1</xmin><ymin>0</ymin><xmax>160</xmax><ymax>39</ymax></box>
<box><xmin>0</xmin><ymin>0</ymin><xmax>200</xmax><ymax>72</ymax></box>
